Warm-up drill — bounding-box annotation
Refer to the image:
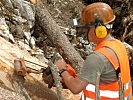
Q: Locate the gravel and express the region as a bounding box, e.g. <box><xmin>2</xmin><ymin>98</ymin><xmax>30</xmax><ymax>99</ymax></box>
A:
<box><xmin>0</xmin><ymin>87</ymin><xmax>26</xmax><ymax>100</ymax></box>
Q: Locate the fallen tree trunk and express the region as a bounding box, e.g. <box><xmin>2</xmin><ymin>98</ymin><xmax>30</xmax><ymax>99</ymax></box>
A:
<box><xmin>34</xmin><ymin>0</ymin><xmax>84</xmax><ymax>73</ymax></box>
<box><xmin>0</xmin><ymin>37</ymin><xmax>57</xmax><ymax>100</ymax></box>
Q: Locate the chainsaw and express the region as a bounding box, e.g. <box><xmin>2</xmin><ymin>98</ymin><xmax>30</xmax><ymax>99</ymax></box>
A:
<box><xmin>14</xmin><ymin>58</ymin><xmax>54</xmax><ymax>88</ymax></box>
<box><xmin>14</xmin><ymin>53</ymin><xmax>77</xmax><ymax>89</ymax></box>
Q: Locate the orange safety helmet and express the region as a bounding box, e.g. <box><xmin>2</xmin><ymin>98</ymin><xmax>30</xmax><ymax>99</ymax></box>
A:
<box><xmin>80</xmin><ymin>2</ymin><xmax>116</xmax><ymax>25</ymax></box>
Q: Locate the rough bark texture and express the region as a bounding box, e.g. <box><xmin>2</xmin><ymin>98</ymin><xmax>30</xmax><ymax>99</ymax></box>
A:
<box><xmin>34</xmin><ymin>0</ymin><xmax>84</xmax><ymax>73</ymax></box>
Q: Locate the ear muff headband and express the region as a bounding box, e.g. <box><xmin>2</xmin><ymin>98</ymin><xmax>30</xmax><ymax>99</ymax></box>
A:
<box><xmin>95</xmin><ymin>25</ymin><xmax>107</xmax><ymax>38</ymax></box>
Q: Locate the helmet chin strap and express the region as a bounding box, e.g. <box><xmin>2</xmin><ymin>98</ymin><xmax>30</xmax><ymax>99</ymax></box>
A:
<box><xmin>86</xmin><ymin>28</ymin><xmax>90</xmax><ymax>43</ymax></box>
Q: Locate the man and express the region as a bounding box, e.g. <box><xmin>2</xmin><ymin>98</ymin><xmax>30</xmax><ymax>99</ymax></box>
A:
<box><xmin>55</xmin><ymin>2</ymin><xmax>133</xmax><ymax>100</ymax></box>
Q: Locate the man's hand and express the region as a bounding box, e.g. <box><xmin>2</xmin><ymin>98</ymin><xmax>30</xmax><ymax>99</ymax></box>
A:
<box><xmin>55</xmin><ymin>60</ymin><xmax>77</xmax><ymax>77</ymax></box>
<box><xmin>54</xmin><ymin>59</ymin><xmax>66</xmax><ymax>70</ymax></box>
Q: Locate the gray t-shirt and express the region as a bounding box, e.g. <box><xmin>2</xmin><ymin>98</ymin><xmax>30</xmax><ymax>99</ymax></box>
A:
<box><xmin>78</xmin><ymin>50</ymin><xmax>118</xmax><ymax>84</ymax></box>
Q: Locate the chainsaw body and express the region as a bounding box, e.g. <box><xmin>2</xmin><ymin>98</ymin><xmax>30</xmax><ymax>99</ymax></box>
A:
<box><xmin>14</xmin><ymin>58</ymin><xmax>54</xmax><ymax>88</ymax></box>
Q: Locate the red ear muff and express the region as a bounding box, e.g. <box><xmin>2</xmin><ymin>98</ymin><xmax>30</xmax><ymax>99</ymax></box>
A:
<box><xmin>95</xmin><ymin>25</ymin><xmax>107</xmax><ymax>38</ymax></box>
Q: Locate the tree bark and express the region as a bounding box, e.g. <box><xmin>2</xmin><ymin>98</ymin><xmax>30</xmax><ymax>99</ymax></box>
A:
<box><xmin>0</xmin><ymin>37</ymin><xmax>57</xmax><ymax>100</ymax></box>
<box><xmin>34</xmin><ymin>0</ymin><xmax>84</xmax><ymax>73</ymax></box>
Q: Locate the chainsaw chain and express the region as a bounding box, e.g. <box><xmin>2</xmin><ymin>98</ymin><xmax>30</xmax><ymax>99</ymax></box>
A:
<box><xmin>48</xmin><ymin>60</ymin><xmax>63</xmax><ymax>100</ymax></box>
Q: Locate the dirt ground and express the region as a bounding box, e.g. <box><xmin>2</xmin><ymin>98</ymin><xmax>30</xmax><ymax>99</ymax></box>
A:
<box><xmin>52</xmin><ymin>87</ymin><xmax>82</xmax><ymax>100</ymax></box>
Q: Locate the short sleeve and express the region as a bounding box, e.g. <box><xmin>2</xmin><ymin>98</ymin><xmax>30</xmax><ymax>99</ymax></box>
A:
<box><xmin>78</xmin><ymin>52</ymin><xmax>104</xmax><ymax>84</ymax></box>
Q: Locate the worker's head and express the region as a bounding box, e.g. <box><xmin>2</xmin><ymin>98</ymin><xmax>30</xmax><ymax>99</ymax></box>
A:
<box><xmin>80</xmin><ymin>2</ymin><xmax>115</xmax><ymax>43</ymax></box>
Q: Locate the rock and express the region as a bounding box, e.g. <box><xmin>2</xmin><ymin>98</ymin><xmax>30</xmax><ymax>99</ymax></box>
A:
<box><xmin>29</xmin><ymin>36</ymin><xmax>36</xmax><ymax>49</ymax></box>
<box><xmin>9</xmin><ymin>34</ymin><xmax>15</xmax><ymax>43</ymax></box>
<box><xmin>23</xmin><ymin>32</ymin><xmax>31</xmax><ymax>42</ymax></box>
<box><xmin>0</xmin><ymin>86</ymin><xmax>25</xmax><ymax>100</ymax></box>
<box><xmin>30</xmin><ymin>48</ymin><xmax>48</xmax><ymax>64</ymax></box>
<box><xmin>0</xmin><ymin>17</ymin><xmax>15</xmax><ymax>43</ymax></box>
<box><xmin>18</xmin><ymin>40</ymin><xmax>31</xmax><ymax>51</ymax></box>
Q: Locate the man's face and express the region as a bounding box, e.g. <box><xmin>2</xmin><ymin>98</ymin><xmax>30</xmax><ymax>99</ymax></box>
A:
<box><xmin>76</xmin><ymin>25</ymin><xmax>96</xmax><ymax>42</ymax></box>
<box><xmin>76</xmin><ymin>22</ymin><xmax>102</xmax><ymax>43</ymax></box>
<box><xmin>88</xmin><ymin>26</ymin><xmax>105</xmax><ymax>43</ymax></box>
<box><xmin>76</xmin><ymin>27</ymin><xmax>88</xmax><ymax>40</ymax></box>
<box><xmin>88</xmin><ymin>26</ymin><xmax>96</xmax><ymax>42</ymax></box>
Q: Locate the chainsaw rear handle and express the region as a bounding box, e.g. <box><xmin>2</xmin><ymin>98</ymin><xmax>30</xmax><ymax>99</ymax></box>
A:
<box><xmin>65</xmin><ymin>64</ymin><xmax>77</xmax><ymax>78</ymax></box>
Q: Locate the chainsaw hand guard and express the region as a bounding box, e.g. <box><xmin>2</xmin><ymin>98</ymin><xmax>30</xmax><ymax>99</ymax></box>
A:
<box><xmin>42</xmin><ymin>67</ymin><xmax>55</xmax><ymax>88</ymax></box>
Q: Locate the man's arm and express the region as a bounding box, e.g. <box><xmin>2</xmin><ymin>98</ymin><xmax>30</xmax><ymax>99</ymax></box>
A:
<box><xmin>61</xmin><ymin>70</ymin><xmax>88</xmax><ymax>94</ymax></box>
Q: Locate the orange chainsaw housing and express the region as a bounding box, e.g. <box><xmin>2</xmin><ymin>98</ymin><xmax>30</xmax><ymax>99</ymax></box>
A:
<box><xmin>65</xmin><ymin>64</ymin><xmax>77</xmax><ymax>78</ymax></box>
